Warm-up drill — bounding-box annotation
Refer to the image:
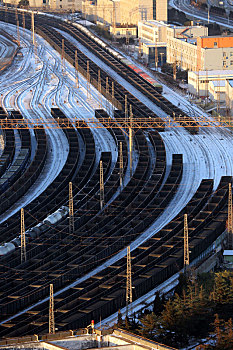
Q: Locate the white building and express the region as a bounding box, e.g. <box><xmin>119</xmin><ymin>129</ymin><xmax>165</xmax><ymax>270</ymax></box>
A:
<box><xmin>188</xmin><ymin>70</ymin><xmax>233</xmax><ymax>99</ymax></box>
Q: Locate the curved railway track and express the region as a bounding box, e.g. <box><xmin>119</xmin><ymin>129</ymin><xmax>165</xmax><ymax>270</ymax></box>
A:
<box><xmin>0</xmin><ymin>9</ymin><xmax>232</xmax><ymax>339</ymax></box>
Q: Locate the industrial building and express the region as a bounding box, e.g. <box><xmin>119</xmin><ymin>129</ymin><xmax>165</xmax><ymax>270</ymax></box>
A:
<box><xmin>138</xmin><ymin>21</ymin><xmax>208</xmax><ymax>67</ymax></box>
<box><xmin>155</xmin><ymin>0</ymin><xmax>167</xmax><ymax>22</ymax></box>
<box><xmin>188</xmin><ymin>69</ymin><xmax>233</xmax><ymax>98</ymax></box>
<box><xmin>3</xmin><ymin>0</ymin><xmax>83</xmax><ymax>10</ymax></box>
<box><xmin>50</xmin><ymin>0</ymin><xmax>82</xmax><ymax>10</ymax></box>
<box><xmin>83</xmin><ymin>0</ymin><xmax>153</xmax><ymax>27</ymax></box>
<box><xmin>139</xmin><ymin>18</ymin><xmax>233</xmax><ymax>72</ymax></box>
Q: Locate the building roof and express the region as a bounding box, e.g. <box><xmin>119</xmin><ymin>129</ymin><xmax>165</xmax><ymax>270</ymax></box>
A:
<box><xmin>211</xmin><ymin>80</ymin><xmax>226</xmax><ymax>87</ymax></box>
<box><xmin>223</xmin><ymin>250</ymin><xmax>233</xmax><ymax>256</ymax></box>
<box><xmin>191</xmin><ymin>70</ymin><xmax>233</xmax><ymax>77</ymax></box>
<box><xmin>139</xmin><ymin>20</ymin><xmax>204</xmax><ymax>30</ymax></box>
<box><xmin>138</xmin><ymin>20</ymin><xmax>169</xmax><ymax>28</ymax></box>
<box><xmin>180</xmin><ymin>38</ymin><xmax>197</xmax><ymax>44</ymax></box>
<box><xmin>200</xmin><ymin>35</ymin><xmax>233</xmax><ymax>39</ymax></box>
<box><xmin>142</xmin><ymin>41</ymin><xmax>167</xmax><ymax>48</ymax></box>
<box><xmin>227</xmin><ymin>79</ymin><xmax>233</xmax><ymax>87</ymax></box>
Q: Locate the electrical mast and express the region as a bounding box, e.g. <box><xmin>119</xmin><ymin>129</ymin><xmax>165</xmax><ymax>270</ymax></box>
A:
<box><xmin>184</xmin><ymin>214</ymin><xmax>189</xmax><ymax>272</ymax></box>
<box><xmin>21</xmin><ymin>208</ymin><xmax>26</xmax><ymax>264</ymax></box>
<box><xmin>31</xmin><ymin>11</ymin><xmax>35</xmax><ymax>46</ymax></box>
<box><xmin>49</xmin><ymin>284</ymin><xmax>55</xmax><ymax>334</ymax></box>
<box><xmin>125</xmin><ymin>95</ymin><xmax>128</xmax><ymax>120</ymax></box>
<box><xmin>98</xmin><ymin>69</ymin><xmax>102</xmax><ymax>108</ymax></box>
<box><xmin>61</xmin><ymin>39</ymin><xmax>65</xmax><ymax>73</ymax></box>
<box><xmin>75</xmin><ymin>50</ymin><xmax>79</xmax><ymax>89</ymax></box>
<box><xmin>100</xmin><ymin>160</ymin><xmax>104</xmax><ymax>210</ymax></box>
<box><xmin>126</xmin><ymin>246</ymin><xmax>132</xmax><ymax>316</ymax></box>
<box><xmin>129</xmin><ymin>105</ymin><xmax>133</xmax><ymax>176</ymax></box>
<box><xmin>69</xmin><ymin>182</ymin><xmax>74</xmax><ymax>234</ymax></box>
<box><xmin>228</xmin><ymin>183</ymin><xmax>233</xmax><ymax>249</ymax></box>
<box><xmin>86</xmin><ymin>60</ymin><xmax>90</xmax><ymax>99</ymax></box>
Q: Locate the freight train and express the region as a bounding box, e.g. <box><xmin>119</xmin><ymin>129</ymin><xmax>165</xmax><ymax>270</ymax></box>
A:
<box><xmin>70</xmin><ymin>22</ymin><xmax>163</xmax><ymax>92</ymax></box>
<box><xmin>0</xmin><ymin>206</ymin><xmax>69</xmax><ymax>257</ymax></box>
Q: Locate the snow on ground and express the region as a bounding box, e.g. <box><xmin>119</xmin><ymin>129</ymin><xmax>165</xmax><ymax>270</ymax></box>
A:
<box><xmin>1</xmin><ymin>18</ymin><xmax>233</xmax><ymax>325</ymax></box>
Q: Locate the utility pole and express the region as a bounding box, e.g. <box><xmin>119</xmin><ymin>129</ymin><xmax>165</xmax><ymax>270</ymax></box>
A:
<box><xmin>100</xmin><ymin>160</ymin><xmax>104</xmax><ymax>210</ymax></box>
<box><xmin>126</xmin><ymin>246</ymin><xmax>132</xmax><ymax>316</ymax></box>
<box><xmin>98</xmin><ymin>69</ymin><xmax>102</xmax><ymax>108</ymax></box>
<box><xmin>129</xmin><ymin>105</ymin><xmax>133</xmax><ymax>177</ymax></box>
<box><xmin>106</xmin><ymin>77</ymin><xmax>109</xmax><ymax>113</ymax></box>
<box><xmin>205</xmin><ymin>70</ymin><xmax>209</xmax><ymax>106</ymax></box>
<box><xmin>125</xmin><ymin>95</ymin><xmax>128</xmax><ymax>120</ymax></box>
<box><xmin>112</xmin><ymin>1</ymin><xmax>116</xmax><ymax>36</ymax></box>
<box><xmin>228</xmin><ymin>183</ymin><xmax>233</xmax><ymax>249</ymax></box>
<box><xmin>112</xmin><ymin>81</ymin><xmax>115</xmax><ymax>113</ymax></box>
<box><xmin>31</xmin><ymin>11</ymin><xmax>35</xmax><ymax>46</ymax></box>
<box><xmin>126</xmin><ymin>28</ymin><xmax>129</xmax><ymax>46</ymax></box>
<box><xmin>160</xmin><ymin>52</ymin><xmax>164</xmax><ymax>67</ymax></box>
<box><xmin>22</xmin><ymin>11</ymin><xmax>25</xmax><ymax>35</ymax></box>
<box><xmin>61</xmin><ymin>39</ymin><xmax>65</xmax><ymax>74</ymax></box>
<box><xmin>17</xmin><ymin>20</ymin><xmax>20</xmax><ymax>46</ymax></box>
<box><xmin>4</xmin><ymin>5</ymin><xmax>8</xmax><ymax>23</ymax></box>
<box><xmin>197</xmin><ymin>69</ymin><xmax>199</xmax><ymax>98</ymax></box>
<box><xmin>138</xmin><ymin>38</ymin><xmax>142</xmax><ymax>59</ymax></box>
<box><xmin>69</xmin><ymin>182</ymin><xmax>74</xmax><ymax>234</ymax></box>
<box><xmin>119</xmin><ymin>141</ymin><xmax>123</xmax><ymax>188</ymax></box>
<box><xmin>21</xmin><ymin>208</ymin><xmax>26</xmax><ymax>264</ymax></box>
<box><xmin>155</xmin><ymin>41</ymin><xmax>158</xmax><ymax>70</ymax></box>
<box><xmin>217</xmin><ymin>76</ymin><xmax>220</xmax><ymax>115</ymax></box>
<box><xmin>75</xmin><ymin>50</ymin><xmax>79</xmax><ymax>89</ymax></box>
<box><xmin>184</xmin><ymin>214</ymin><xmax>189</xmax><ymax>272</ymax></box>
<box><xmin>15</xmin><ymin>7</ymin><xmax>18</xmax><ymax>22</ymax></box>
<box><xmin>49</xmin><ymin>284</ymin><xmax>55</xmax><ymax>334</ymax></box>
<box><xmin>86</xmin><ymin>60</ymin><xmax>90</xmax><ymax>99</ymax></box>
<box><xmin>173</xmin><ymin>61</ymin><xmax>177</xmax><ymax>81</ymax></box>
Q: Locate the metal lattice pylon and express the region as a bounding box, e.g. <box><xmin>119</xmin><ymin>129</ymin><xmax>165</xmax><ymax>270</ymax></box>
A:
<box><xmin>126</xmin><ymin>246</ymin><xmax>132</xmax><ymax>316</ymax></box>
<box><xmin>22</xmin><ymin>11</ymin><xmax>25</xmax><ymax>35</ymax></box>
<box><xmin>21</xmin><ymin>208</ymin><xmax>26</xmax><ymax>264</ymax></box>
<box><xmin>173</xmin><ymin>60</ymin><xmax>177</xmax><ymax>81</ymax></box>
<box><xmin>69</xmin><ymin>182</ymin><xmax>74</xmax><ymax>234</ymax></box>
<box><xmin>184</xmin><ymin>214</ymin><xmax>189</xmax><ymax>271</ymax></box>
<box><xmin>106</xmin><ymin>77</ymin><xmax>110</xmax><ymax>113</ymax></box>
<box><xmin>75</xmin><ymin>50</ymin><xmax>79</xmax><ymax>89</ymax></box>
<box><xmin>61</xmin><ymin>39</ymin><xmax>65</xmax><ymax>74</ymax></box>
<box><xmin>228</xmin><ymin>183</ymin><xmax>233</xmax><ymax>249</ymax></box>
<box><xmin>86</xmin><ymin>60</ymin><xmax>90</xmax><ymax>98</ymax></box>
<box><xmin>129</xmin><ymin>105</ymin><xmax>133</xmax><ymax>176</ymax></box>
<box><xmin>155</xmin><ymin>40</ymin><xmax>158</xmax><ymax>70</ymax></box>
<box><xmin>119</xmin><ymin>141</ymin><xmax>123</xmax><ymax>188</ymax></box>
<box><xmin>17</xmin><ymin>20</ymin><xmax>20</xmax><ymax>46</ymax></box>
<box><xmin>31</xmin><ymin>11</ymin><xmax>35</xmax><ymax>46</ymax></box>
<box><xmin>125</xmin><ymin>95</ymin><xmax>128</xmax><ymax>120</ymax></box>
<box><xmin>100</xmin><ymin>160</ymin><xmax>104</xmax><ymax>210</ymax></box>
<box><xmin>49</xmin><ymin>284</ymin><xmax>55</xmax><ymax>334</ymax></box>
<box><xmin>112</xmin><ymin>81</ymin><xmax>115</xmax><ymax>114</ymax></box>
<box><xmin>98</xmin><ymin>69</ymin><xmax>102</xmax><ymax>108</ymax></box>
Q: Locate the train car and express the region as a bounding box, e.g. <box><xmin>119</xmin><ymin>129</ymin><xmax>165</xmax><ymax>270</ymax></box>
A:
<box><xmin>0</xmin><ymin>206</ymin><xmax>69</xmax><ymax>258</ymax></box>
<box><xmin>121</xmin><ymin>58</ymin><xmax>163</xmax><ymax>93</ymax></box>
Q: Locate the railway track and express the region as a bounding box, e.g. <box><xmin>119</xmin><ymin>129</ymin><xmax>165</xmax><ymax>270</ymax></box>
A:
<box><xmin>0</xmin><ymin>10</ymin><xmax>231</xmax><ymax>339</ymax></box>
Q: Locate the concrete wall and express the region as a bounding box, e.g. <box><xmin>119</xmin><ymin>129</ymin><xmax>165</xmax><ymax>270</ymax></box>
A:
<box><xmin>87</xmin><ymin>0</ymin><xmax>153</xmax><ymax>26</ymax></box>
<box><xmin>155</xmin><ymin>0</ymin><xmax>167</xmax><ymax>22</ymax></box>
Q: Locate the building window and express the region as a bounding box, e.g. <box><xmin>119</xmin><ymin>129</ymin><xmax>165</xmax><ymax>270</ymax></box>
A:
<box><xmin>223</xmin><ymin>52</ymin><xmax>227</xmax><ymax>57</ymax></box>
<box><xmin>231</xmin><ymin>61</ymin><xmax>233</xmax><ymax>65</ymax></box>
<box><xmin>214</xmin><ymin>42</ymin><xmax>217</xmax><ymax>47</ymax></box>
<box><xmin>223</xmin><ymin>61</ymin><xmax>227</xmax><ymax>66</ymax></box>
